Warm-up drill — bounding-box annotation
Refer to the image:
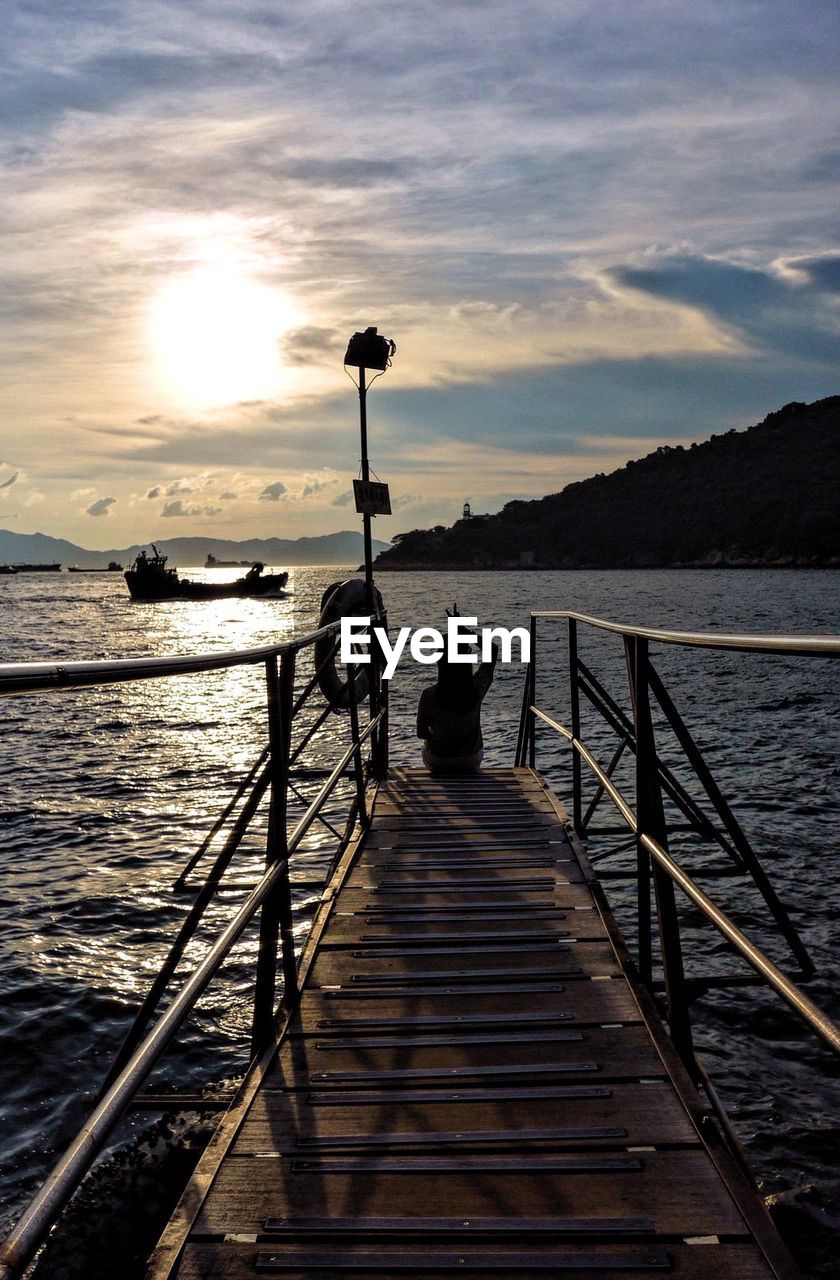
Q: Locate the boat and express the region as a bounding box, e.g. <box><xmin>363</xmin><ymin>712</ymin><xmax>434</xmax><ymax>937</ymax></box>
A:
<box><xmin>0</xmin><ymin>565</ymin><xmax>17</xmax><ymax>575</ymax></box>
<box><xmin>12</xmin><ymin>563</ymin><xmax>61</xmax><ymax>572</ymax></box>
<box><xmin>124</xmin><ymin>545</ymin><xmax>289</xmax><ymax>601</ymax></box>
<box><xmin>204</xmin><ymin>553</ymin><xmax>255</xmax><ymax>568</ymax></box>
<box><xmin>68</xmin><ymin>562</ymin><xmax>123</xmax><ymax>573</ymax></box>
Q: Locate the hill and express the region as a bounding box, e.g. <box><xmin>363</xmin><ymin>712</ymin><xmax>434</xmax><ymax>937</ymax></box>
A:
<box><xmin>0</xmin><ymin>530</ymin><xmax>390</xmax><ymax>569</ymax></box>
<box><xmin>374</xmin><ymin>398</ymin><xmax>839</xmax><ymax>570</ymax></box>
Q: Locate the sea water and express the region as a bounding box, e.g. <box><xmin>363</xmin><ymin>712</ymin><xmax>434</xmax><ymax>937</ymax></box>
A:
<box><xmin>0</xmin><ymin>567</ymin><xmax>837</xmax><ymax>1272</ymax></box>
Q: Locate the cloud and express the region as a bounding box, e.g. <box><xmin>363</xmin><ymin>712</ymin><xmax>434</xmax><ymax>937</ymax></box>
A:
<box><xmin>282</xmin><ymin>326</ymin><xmax>343</xmax><ymax>367</ymax></box>
<box><xmin>301</xmin><ymin>473</ymin><xmax>338</xmax><ymax>498</ymax></box>
<box><xmin>219</xmin><ymin>490</ymin><xmax>237</xmax><ymax>500</ymax></box>
<box><xmin>0</xmin><ymin>471</ymin><xmax>20</xmax><ymax>490</ymax></box>
<box><xmin>259</xmin><ymin>481</ymin><xmax>287</xmax><ymax>502</ymax></box>
<box><xmin>797</xmin><ymin>254</ymin><xmax>840</xmax><ymax>294</ymax></box>
<box><xmin>609</xmin><ymin>254</ymin><xmax>840</xmax><ymax>365</ymax></box>
<box><xmin>161</xmin><ymin>499</ymin><xmax>223</xmax><ymax>518</ymax></box>
<box><xmin>371</xmin><ymin>350</ymin><xmax>838</xmax><ymax>461</ymax></box>
<box><xmin>1</xmin><ymin>2</ymin><xmax>839</xmax><ymax>544</ymax></box>
<box><xmin>86</xmin><ymin>496</ymin><xmax>116</xmax><ymax>517</ymax></box>
<box><xmin>148</xmin><ymin>476</ymin><xmax>220</xmax><ymax>500</ymax></box>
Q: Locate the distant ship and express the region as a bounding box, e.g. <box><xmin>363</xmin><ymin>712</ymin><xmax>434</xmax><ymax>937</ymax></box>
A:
<box><xmin>0</xmin><ymin>565</ymin><xmax>17</xmax><ymax>575</ymax></box>
<box><xmin>68</xmin><ymin>562</ymin><xmax>123</xmax><ymax>573</ymax></box>
<box><xmin>205</xmin><ymin>553</ymin><xmax>256</xmax><ymax>568</ymax></box>
<box><xmin>125</xmin><ymin>546</ymin><xmax>289</xmax><ymax>602</ymax></box>
<box><xmin>13</xmin><ymin>563</ymin><xmax>61</xmax><ymax>572</ymax></box>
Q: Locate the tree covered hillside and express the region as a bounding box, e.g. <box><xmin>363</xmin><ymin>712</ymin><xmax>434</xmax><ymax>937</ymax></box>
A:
<box><xmin>376</xmin><ymin>398</ymin><xmax>839</xmax><ymax>569</ymax></box>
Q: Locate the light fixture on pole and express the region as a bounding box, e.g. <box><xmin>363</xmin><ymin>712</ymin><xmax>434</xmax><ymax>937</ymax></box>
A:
<box><xmin>343</xmin><ymin>326</ymin><xmax>396</xmax><ymax>605</ymax></box>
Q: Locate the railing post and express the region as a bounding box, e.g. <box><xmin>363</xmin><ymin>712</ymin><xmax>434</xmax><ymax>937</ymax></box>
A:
<box><xmin>633</xmin><ymin>636</ymin><xmax>694</xmax><ymax>1068</ymax></box>
<box><xmin>528</xmin><ymin>614</ymin><xmax>537</xmax><ymax>768</ymax></box>
<box><xmin>378</xmin><ymin>609</ymin><xmax>389</xmax><ymax>777</ymax></box>
<box><xmin>369</xmin><ymin>611</ymin><xmax>388</xmax><ymax>780</ymax></box>
<box><xmin>646</xmin><ymin>661</ymin><xmax>814</xmax><ymax>976</ymax></box>
<box><xmin>515</xmin><ymin>661</ymin><xmax>530</xmax><ymax>768</ymax></box>
<box><xmin>626</xmin><ymin>636</ymin><xmax>652</xmax><ymax>986</ymax></box>
<box><xmin>251</xmin><ymin>651</ymin><xmax>297</xmax><ymax>1055</ymax></box>
<box><xmin>568</xmin><ymin>617</ymin><xmax>582</xmax><ymax>832</ymax></box>
<box><xmin>347</xmin><ymin>658</ymin><xmax>368</xmax><ymax>827</ymax></box>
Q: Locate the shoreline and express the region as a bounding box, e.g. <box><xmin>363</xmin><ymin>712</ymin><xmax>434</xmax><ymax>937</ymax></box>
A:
<box><xmin>372</xmin><ymin>560</ymin><xmax>840</xmax><ymax>572</ymax></box>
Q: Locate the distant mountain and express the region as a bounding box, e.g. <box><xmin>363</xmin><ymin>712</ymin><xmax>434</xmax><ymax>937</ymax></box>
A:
<box><xmin>0</xmin><ymin>531</ymin><xmax>85</xmax><ymax>566</ymax></box>
<box><xmin>0</xmin><ymin>529</ymin><xmax>390</xmax><ymax>569</ymax></box>
<box><xmin>375</xmin><ymin>397</ymin><xmax>839</xmax><ymax>570</ymax></box>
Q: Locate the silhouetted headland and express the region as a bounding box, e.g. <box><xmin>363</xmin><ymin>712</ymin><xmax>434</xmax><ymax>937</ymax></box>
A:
<box><xmin>374</xmin><ymin>397</ymin><xmax>839</xmax><ymax>570</ymax></box>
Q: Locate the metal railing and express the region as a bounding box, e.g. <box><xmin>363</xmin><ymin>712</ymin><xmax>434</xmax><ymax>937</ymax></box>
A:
<box><xmin>516</xmin><ymin>611</ymin><xmax>840</xmax><ymax>1069</ymax></box>
<box><xmin>0</xmin><ymin>618</ymin><xmax>386</xmax><ymax>1280</ymax></box>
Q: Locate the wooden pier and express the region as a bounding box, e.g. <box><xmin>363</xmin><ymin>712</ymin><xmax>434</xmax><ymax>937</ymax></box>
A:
<box><xmin>149</xmin><ymin>767</ymin><xmax>798</xmax><ymax>1279</ymax></box>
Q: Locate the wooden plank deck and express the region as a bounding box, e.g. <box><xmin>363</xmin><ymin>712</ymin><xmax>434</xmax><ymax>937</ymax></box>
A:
<box><xmin>148</xmin><ymin>768</ymin><xmax>799</xmax><ymax>1279</ymax></box>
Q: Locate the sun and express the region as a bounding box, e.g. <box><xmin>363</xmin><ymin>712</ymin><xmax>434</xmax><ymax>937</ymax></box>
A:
<box><xmin>149</xmin><ymin>268</ymin><xmax>298</xmax><ymax>407</ymax></box>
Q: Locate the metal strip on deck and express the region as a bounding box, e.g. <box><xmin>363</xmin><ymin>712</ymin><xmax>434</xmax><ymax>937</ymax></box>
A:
<box><xmin>150</xmin><ymin>767</ymin><xmax>798</xmax><ymax>1280</ymax></box>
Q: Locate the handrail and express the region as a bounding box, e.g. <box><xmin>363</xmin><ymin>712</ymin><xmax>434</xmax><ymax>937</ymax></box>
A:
<box><xmin>0</xmin><ymin>607</ymin><xmax>388</xmax><ymax>1277</ymax></box>
<box><xmin>0</xmin><ymin>621</ymin><xmax>342</xmax><ymax>696</ymax></box>
<box><xmin>0</xmin><ymin>709</ymin><xmax>383</xmax><ymax>1280</ymax></box>
<box><xmin>517</xmin><ymin>608</ymin><xmax>839</xmax><ymax>1095</ymax></box>
<box><xmin>531</xmin><ymin>705</ymin><xmax>840</xmax><ymax>1057</ymax></box>
<box><xmin>531</xmin><ymin>610</ymin><xmax>840</xmax><ymax>657</ymax></box>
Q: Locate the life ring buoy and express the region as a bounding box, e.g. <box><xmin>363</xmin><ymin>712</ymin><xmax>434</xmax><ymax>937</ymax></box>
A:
<box><xmin>315</xmin><ymin>579</ymin><xmax>383</xmax><ymax>712</ymax></box>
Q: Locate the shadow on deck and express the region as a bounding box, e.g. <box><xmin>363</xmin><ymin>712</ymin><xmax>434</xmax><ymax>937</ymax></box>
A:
<box><xmin>148</xmin><ymin>767</ymin><xmax>799</xmax><ymax>1280</ymax></box>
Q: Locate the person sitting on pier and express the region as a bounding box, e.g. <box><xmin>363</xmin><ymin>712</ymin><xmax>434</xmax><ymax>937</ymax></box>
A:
<box><xmin>416</xmin><ymin>638</ymin><xmax>499</xmax><ymax>774</ymax></box>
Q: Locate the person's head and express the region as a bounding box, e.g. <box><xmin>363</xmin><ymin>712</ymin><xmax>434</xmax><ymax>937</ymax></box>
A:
<box><xmin>434</xmin><ymin>651</ymin><xmax>479</xmax><ymax>712</ymax></box>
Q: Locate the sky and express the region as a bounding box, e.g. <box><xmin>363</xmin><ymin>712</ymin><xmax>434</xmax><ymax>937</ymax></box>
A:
<box><xmin>1</xmin><ymin>0</ymin><xmax>838</xmax><ymax>548</ymax></box>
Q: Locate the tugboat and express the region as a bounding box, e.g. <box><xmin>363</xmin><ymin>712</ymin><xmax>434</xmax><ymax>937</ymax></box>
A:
<box><xmin>124</xmin><ymin>546</ymin><xmax>289</xmax><ymax>602</ymax></box>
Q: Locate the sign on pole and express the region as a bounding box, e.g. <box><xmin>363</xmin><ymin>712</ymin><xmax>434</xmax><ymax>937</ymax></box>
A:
<box><xmin>353</xmin><ymin>479</ymin><xmax>391</xmax><ymax>515</ymax></box>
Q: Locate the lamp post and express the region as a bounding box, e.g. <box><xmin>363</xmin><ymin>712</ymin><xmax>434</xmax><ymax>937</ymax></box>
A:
<box><xmin>343</xmin><ymin>326</ymin><xmax>395</xmax><ymax>779</ymax></box>
<box><xmin>358</xmin><ymin>362</ymin><xmax>373</xmax><ymax>595</ymax></box>
<box><xmin>343</xmin><ymin>326</ymin><xmax>395</xmax><ymax>606</ymax></box>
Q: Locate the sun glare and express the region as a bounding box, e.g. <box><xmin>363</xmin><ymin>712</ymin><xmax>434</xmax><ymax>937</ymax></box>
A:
<box><xmin>149</xmin><ymin>269</ymin><xmax>298</xmax><ymax>407</ymax></box>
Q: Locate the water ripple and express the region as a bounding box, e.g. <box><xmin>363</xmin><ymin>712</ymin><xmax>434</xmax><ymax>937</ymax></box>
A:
<box><xmin>0</xmin><ymin>567</ymin><xmax>838</xmax><ymax>1272</ymax></box>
